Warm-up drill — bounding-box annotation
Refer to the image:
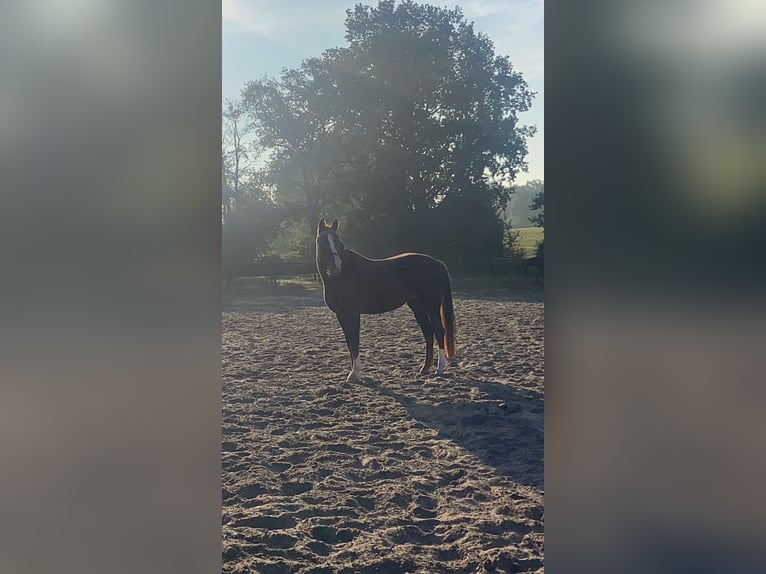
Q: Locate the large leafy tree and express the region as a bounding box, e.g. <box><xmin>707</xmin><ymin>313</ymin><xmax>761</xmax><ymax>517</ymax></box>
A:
<box><xmin>243</xmin><ymin>0</ymin><xmax>535</xmax><ymax>264</ymax></box>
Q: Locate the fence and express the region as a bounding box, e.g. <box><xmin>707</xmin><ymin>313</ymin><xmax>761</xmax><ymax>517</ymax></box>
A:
<box><xmin>224</xmin><ymin>260</ymin><xmax>317</xmax><ymax>286</ymax></box>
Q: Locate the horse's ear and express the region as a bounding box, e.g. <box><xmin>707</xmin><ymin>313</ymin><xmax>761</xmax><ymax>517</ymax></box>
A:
<box><xmin>317</xmin><ymin>218</ymin><xmax>326</xmax><ymax>236</ymax></box>
<box><xmin>330</xmin><ymin>218</ymin><xmax>338</xmax><ymax>231</ymax></box>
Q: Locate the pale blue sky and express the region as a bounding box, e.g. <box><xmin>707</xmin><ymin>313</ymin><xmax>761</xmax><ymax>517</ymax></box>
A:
<box><xmin>222</xmin><ymin>0</ymin><xmax>543</xmax><ymax>183</ymax></box>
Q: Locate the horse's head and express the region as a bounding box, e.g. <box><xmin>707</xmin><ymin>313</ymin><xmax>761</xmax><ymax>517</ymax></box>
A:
<box><xmin>316</xmin><ymin>218</ymin><xmax>345</xmax><ymax>277</ymax></box>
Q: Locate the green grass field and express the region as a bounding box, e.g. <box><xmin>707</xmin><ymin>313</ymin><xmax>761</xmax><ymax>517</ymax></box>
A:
<box><xmin>515</xmin><ymin>227</ymin><xmax>544</xmax><ymax>257</ymax></box>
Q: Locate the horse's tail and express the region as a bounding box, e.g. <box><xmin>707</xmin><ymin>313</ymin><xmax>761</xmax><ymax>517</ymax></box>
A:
<box><xmin>440</xmin><ymin>276</ymin><xmax>457</xmax><ymax>358</ymax></box>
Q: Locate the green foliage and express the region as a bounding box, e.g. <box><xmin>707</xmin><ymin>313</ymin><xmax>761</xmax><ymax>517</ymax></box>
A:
<box><xmin>268</xmin><ymin>219</ymin><xmax>316</xmax><ymax>261</ymax></box>
<box><xmin>503</xmin><ymin>226</ymin><xmax>524</xmax><ymax>258</ymax></box>
<box><xmin>529</xmin><ymin>184</ymin><xmax>544</xmax><ymax>227</ymax></box>
<box><xmin>222</xmin><ymin>196</ymin><xmax>282</xmax><ymax>264</ymax></box>
<box><xmin>502</xmin><ymin>179</ymin><xmax>543</xmax><ymax>227</ymax></box>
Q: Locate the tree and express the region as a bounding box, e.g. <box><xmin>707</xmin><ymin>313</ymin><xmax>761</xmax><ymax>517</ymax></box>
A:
<box><xmin>242</xmin><ymin>0</ymin><xmax>535</xmax><ymax>264</ymax></box>
<box><xmin>529</xmin><ymin>183</ymin><xmax>544</xmax><ymax>227</ymax></box>
<box><xmin>241</xmin><ymin>61</ymin><xmax>346</xmax><ymax>246</ymax></box>
<box><xmin>222</xmin><ymin>99</ymin><xmax>258</xmax><ymax>218</ymax></box>
<box><xmin>222</xmin><ymin>197</ymin><xmax>282</xmax><ymax>265</ymax></box>
<box><xmin>222</xmin><ymin>99</ymin><xmax>281</xmax><ymax>264</ymax></box>
<box><xmin>502</xmin><ymin>179</ymin><xmax>542</xmax><ymax>227</ymax></box>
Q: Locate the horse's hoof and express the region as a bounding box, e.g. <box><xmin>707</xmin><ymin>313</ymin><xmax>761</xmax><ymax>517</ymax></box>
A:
<box><xmin>419</xmin><ymin>366</ymin><xmax>430</xmax><ymax>376</ymax></box>
<box><xmin>346</xmin><ymin>372</ymin><xmax>361</xmax><ymax>382</ymax></box>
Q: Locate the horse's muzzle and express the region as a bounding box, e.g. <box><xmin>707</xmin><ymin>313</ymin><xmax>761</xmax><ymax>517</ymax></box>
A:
<box><xmin>326</xmin><ymin>256</ymin><xmax>343</xmax><ymax>277</ymax></box>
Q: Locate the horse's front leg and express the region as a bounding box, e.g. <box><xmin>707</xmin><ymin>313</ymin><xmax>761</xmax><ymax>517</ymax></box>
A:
<box><xmin>337</xmin><ymin>312</ymin><xmax>362</xmax><ymax>382</ymax></box>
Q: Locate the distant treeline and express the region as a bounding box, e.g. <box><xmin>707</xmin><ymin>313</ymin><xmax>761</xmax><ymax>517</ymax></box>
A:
<box><xmin>503</xmin><ymin>180</ymin><xmax>544</xmax><ymax>229</ymax></box>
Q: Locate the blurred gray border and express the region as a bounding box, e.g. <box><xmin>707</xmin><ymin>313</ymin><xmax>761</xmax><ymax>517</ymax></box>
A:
<box><xmin>0</xmin><ymin>2</ymin><xmax>222</xmax><ymax>573</ymax></box>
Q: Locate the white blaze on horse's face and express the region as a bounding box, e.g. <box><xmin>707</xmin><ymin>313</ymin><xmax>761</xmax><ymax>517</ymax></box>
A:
<box><xmin>326</xmin><ymin>234</ymin><xmax>342</xmax><ymax>275</ymax></box>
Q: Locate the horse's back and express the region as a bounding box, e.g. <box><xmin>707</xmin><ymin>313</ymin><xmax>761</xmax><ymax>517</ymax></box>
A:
<box><xmin>384</xmin><ymin>251</ymin><xmax>446</xmax><ymax>272</ymax></box>
<box><xmin>383</xmin><ymin>252</ymin><xmax>449</xmax><ymax>297</ymax></box>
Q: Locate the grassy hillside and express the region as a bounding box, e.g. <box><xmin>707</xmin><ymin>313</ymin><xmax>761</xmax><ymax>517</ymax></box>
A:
<box><xmin>515</xmin><ymin>227</ymin><xmax>544</xmax><ymax>257</ymax></box>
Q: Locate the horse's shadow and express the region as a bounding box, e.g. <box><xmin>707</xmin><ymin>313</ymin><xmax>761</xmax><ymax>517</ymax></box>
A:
<box><xmin>365</xmin><ymin>375</ymin><xmax>544</xmax><ymax>489</ymax></box>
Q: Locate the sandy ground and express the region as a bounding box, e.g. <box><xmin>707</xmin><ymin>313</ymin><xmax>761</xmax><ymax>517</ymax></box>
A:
<box><xmin>222</xmin><ymin>285</ymin><xmax>543</xmax><ymax>573</ymax></box>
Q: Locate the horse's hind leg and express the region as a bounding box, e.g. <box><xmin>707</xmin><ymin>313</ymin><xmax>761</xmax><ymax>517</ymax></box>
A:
<box><xmin>426</xmin><ymin>304</ymin><xmax>447</xmax><ymax>374</ymax></box>
<box><xmin>408</xmin><ymin>302</ymin><xmax>434</xmax><ymax>375</ymax></box>
<box><xmin>337</xmin><ymin>312</ymin><xmax>362</xmax><ymax>382</ymax></box>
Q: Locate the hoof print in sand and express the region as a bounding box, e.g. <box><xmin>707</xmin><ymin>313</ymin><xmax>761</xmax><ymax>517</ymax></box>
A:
<box><xmin>302</xmin><ymin>566</ymin><xmax>335</xmax><ymax>574</ymax></box>
<box><xmin>280</xmin><ymin>481</ymin><xmax>313</xmax><ymax>496</ymax></box>
<box><xmin>249</xmin><ymin>561</ymin><xmax>291</xmax><ymax>574</ymax></box>
<box><xmin>353</xmin><ymin>496</ymin><xmax>376</xmax><ymax>511</ymax></box>
<box><xmin>233</xmin><ymin>515</ymin><xmax>296</xmax><ymax>530</ymax></box>
<box><xmin>305</xmin><ymin>540</ymin><xmax>332</xmax><ymax>556</ymax></box>
<box><xmin>309</xmin><ymin>525</ymin><xmax>357</xmax><ymax>544</ymax></box>
<box><xmin>480</xmin><ymin>550</ymin><xmax>522</xmax><ymax>573</ymax></box>
<box><xmin>357</xmin><ymin>558</ymin><xmax>417</xmax><ymax>574</ymax></box>
<box><xmin>239</xmin><ymin>484</ymin><xmax>270</xmax><ymax>499</ymax></box>
<box><xmin>264</xmin><ymin>533</ymin><xmax>297</xmax><ymax>549</ymax></box>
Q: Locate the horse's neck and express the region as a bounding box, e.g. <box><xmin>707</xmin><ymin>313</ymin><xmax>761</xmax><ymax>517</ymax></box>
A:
<box><xmin>322</xmin><ymin>250</ymin><xmax>363</xmax><ymax>290</ymax></box>
<box><xmin>345</xmin><ymin>249</ymin><xmax>371</xmax><ymax>264</ymax></box>
<box><xmin>345</xmin><ymin>249</ymin><xmax>359</xmax><ymax>262</ymax></box>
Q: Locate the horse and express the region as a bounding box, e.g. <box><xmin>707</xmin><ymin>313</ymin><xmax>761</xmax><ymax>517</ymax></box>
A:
<box><xmin>315</xmin><ymin>218</ymin><xmax>456</xmax><ymax>382</ymax></box>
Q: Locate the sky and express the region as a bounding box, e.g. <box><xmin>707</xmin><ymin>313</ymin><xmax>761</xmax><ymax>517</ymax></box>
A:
<box><xmin>222</xmin><ymin>0</ymin><xmax>544</xmax><ymax>184</ymax></box>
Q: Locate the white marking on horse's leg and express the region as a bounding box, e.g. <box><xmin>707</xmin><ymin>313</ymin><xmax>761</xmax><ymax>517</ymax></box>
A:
<box><xmin>436</xmin><ymin>348</ymin><xmax>447</xmax><ymax>374</ymax></box>
<box><xmin>347</xmin><ymin>356</ymin><xmax>363</xmax><ymax>382</ymax></box>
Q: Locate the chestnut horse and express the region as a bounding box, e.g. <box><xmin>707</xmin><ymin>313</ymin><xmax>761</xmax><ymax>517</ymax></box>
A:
<box><xmin>316</xmin><ymin>218</ymin><xmax>456</xmax><ymax>381</ymax></box>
